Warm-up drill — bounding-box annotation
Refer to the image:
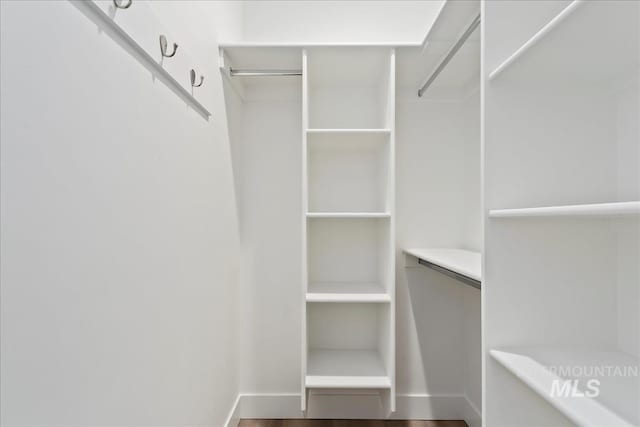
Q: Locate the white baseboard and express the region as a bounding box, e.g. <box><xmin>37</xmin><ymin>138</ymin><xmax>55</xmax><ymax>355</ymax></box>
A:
<box><xmin>223</xmin><ymin>394</ymin><xmax>242</xmax><ymax>427</ymax></box>
<box><xmin>225</xmin><ymin>392</ymin><xmax>482</xmax><ymax>425</ymax></box>
<box><xmin>462</xmin><ymin>395</ymin><xmax>482</xmax><ymax>427</ymax></box>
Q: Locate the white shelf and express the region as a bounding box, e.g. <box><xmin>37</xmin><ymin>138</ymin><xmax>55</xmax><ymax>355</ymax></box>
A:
<box><xmin>487</xmin><ymin>1</ymin><xmax>639</xmax><ymax>89</ymax></box>
<box><xmin>488</xmin><ymin>0</ymin><xmax>583</xmax><ymax>80</ymax></box>
<box><xmin>491</xmin><ymin>347</ymin><xmax>640</xmax><ymax>427</ymax></box>
<box><xmin>306</xmin><ymin>128</ymin><xmax>391</xmax><ymax>135</ymax></box>
<box><xmin>489</xmin><ymin>201</ymin><xmax>640</xmax><ymax>218</ymax></box>
<box><xmin>307</xmin><ymin>212</ymin><xmax>391</xmax><ymax>219</ymax></box>
<box><xmin>306</xmin><ymin>349</ymin><xmax>391</xmax><ymax>389</ymax></box>
<box><xmin>404</xmin><ymin>248</ymin><xmax>481</xmax><ymax>282</ymax></box>
<box><xmin>307</xmin><ymin>282</ymin><xmax>390</xmax><ymax>303</ymax></box>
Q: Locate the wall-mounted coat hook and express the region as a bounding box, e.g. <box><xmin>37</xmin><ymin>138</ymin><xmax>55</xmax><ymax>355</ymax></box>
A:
<box><xmin>159</xmin><ymin>35</ymin><xmax>178</xmax><ymax>58</ymax></box>
<box><xmin>113</xmin><ymin>0</ymin><xmax>132</xmax><ymax>9</ymax></box>
<box><xmin>190</xmin><ymin>69</ymin><xmax>204</xmax><ymax>88</ymax></box>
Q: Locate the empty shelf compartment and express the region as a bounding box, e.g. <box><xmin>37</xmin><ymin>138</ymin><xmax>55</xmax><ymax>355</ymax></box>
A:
<box><xmin>306</xmin><ymin>349</ymin><xmax>390</xmax><ymax>389</ymax></box>
<box><xmin>307</xmin><ymin>131</ymin><xmax>391</xmax><ymax>213</ymax></box>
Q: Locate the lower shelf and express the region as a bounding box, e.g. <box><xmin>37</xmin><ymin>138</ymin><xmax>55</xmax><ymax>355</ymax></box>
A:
<box><xmin>306</xmin><ymin>349</ymin><xmax>391</xmax><ymax>389</ymax></box>
<box><xmin>307</xmin><ymin>282</ymin><xmax>390</xmax><ymax>303</ymax></box>
<box><xmin>491</xmin><ymin>347</ymin><xmax>640</xmax><ymax>427</ymax></box>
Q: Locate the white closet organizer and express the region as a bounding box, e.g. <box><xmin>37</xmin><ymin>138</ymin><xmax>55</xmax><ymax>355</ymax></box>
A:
<box><xmin>220</xmin><ymin>44</ymin><xmax>397</xmax><ymax>414</ymax></box>
<box><xmin>303</xmin><ymin>47</ymin><xmax>396</xmax><ymax>413</ymax></box>
<box><xmin>219</xmin><ymin>1</ymin><xmax>481</xmax><ymax>422</ymax></box>
<box><xmin>484</xmin><ymin>1</ymin><xmax>639</xmax><ymax>426</ymax></box>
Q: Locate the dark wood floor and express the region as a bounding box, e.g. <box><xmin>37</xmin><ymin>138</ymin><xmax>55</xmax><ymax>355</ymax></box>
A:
<box><xmin>239</xmin><ymin>420</ymin><xmax>468</xmax><ymax>427</ymax></box>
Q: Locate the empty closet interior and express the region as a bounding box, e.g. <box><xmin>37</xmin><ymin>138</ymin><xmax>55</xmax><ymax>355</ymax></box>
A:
<box><xmin>222</xmin><ymin>0</ymin><xmax>482</xmax><ymax>423</ymax></box>
<box><xmin>3</xmin><ymin>0</ymin><xmax>640</xmax><ymax>426</ymax></box>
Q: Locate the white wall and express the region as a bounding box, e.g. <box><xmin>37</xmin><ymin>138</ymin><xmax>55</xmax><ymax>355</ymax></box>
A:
<box><xmin>225</xmin><ymin>84</ymin><xmax>303</xmax><ymax>395</ymax></box>
<box><xmin>241</xmin><ymin>1</ymin><xmax>445</xmax><ymax>44</ymax></box>
<box><xmin>0</xmin><ymin>1</ymin><xmax>242</xmax><ymax>425</ymax></box>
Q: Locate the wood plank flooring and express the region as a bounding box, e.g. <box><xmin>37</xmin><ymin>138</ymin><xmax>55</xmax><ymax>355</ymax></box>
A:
<box><xmin>239</xmin><ymin>420</ymin><xmax>468</xmax><ymax>427</ymax></box>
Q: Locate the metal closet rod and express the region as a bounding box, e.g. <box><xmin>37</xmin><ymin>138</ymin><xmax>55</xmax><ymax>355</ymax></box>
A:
<box><xmin>418</xmin><ymin>13</ymin><xmax>481</xmax><ymax>97</ymax></box>
<box><xmin>230</xmin><ymin>68</ymin><xmax>302</xmax><ymax>77</ymax></box>
<box><xmin>417</xmin><ymin>258</ymin><xmax>481</xmax><ymax>289</ymax></box>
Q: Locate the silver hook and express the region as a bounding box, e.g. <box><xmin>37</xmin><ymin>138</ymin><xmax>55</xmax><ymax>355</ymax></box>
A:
<box><xmin>159</xmin><ymin>35</ymin><xmax>178</xmax><ymax>58</ymax></box>
<box><xmin>190</xmin><ymin>69</ymin><xmax>204</xmax><ymax>88</ymax></box>
<box><xmin>113</xmin><ymin>0</ymin><xmax>132</xmax><ymax>9</ymax></box>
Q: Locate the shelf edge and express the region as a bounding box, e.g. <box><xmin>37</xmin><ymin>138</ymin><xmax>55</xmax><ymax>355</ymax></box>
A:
<box><xmin>489</xmin><ymin>201</ymin><xmax>640</xmax><ymax>218</ymax></box>
<box><xmin>488</xmin><ymin>0</ymin><xmax>584</xmax><ymax>81</ymax></box>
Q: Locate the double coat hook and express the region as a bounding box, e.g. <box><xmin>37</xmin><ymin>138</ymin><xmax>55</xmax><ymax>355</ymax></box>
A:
<box><xmin>113</xmin><ymin>0</ymin><xmax>132</xmax><ymax>9</ymax></box>
<box><xmin>159</xmin><ymin>35</ymin><xmax>178</xmax><ymax>58</ymax></box>
<box><xmin>190</xmin><ymin>69</ymin><xmax>204</xmax><ymax>88</ymax></box>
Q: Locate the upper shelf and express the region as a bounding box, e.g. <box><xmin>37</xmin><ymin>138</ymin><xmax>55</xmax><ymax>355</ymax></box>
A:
<box><xmin>396</xmin><ymin>0</ymin><xmax>480</xmax><ymax>97</ymax></box>
<box><xmin>404</xmin><ymin>248</ymin><xmax>481</xmax><ymax>287</ymax></box>
<box><xmin>489</xmin><ymin>201</ymin><xmax>640</xmax><ymax>219</ymax></box>
<box><xmin>488</xmin><ymin>0</ymin><xmax>639</xmax><ymax>91</ymax></box>
<box><xmin>491</xmin><ymin>347</ymin><xmax>639</xmax><ymax>427</ymax></box>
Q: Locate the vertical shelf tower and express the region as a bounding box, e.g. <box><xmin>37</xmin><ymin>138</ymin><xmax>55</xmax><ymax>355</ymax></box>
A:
<box><xmin>302</xmin><ymin>47</ymin><xmax>396</xmax><ymax>413</ymax></box>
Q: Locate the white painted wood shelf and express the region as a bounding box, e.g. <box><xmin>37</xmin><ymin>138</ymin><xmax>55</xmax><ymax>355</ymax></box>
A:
<box><xmin>491</xmin><ymin>347</ymin><xmax>640</xmax><ymax>427</ymax></box>
<box><xmin>489</xmin><ymin>201</ymin><xmax>640</xmax><ymax>218</ymax></box>
<box><xmin>307</xmin><ymin>282</ymin><xmax>390</xmax><ymax>303</ymax></box>
<box><xmin>306</xmin><ymin>212</ymin><xmax>391</xmax><ymax>219</ymax></box>
<box><xmin>488</xmin><ymin>0</ymin><xmax>639</xmax><ymax>90</ymax></box>
<box><xmin>404</xmin><ymin>248</ymin><xmax>481</xmax><ymax>285</ymax></box>
<box><xmin>306</xmin><ymin>128</ymin><xmax>391</xmax><ymax>135</ymax></box>
<box><xmin>306</xmin><ymin>349</ymin><xmax>391</xmax><ymax>389</ymax></box>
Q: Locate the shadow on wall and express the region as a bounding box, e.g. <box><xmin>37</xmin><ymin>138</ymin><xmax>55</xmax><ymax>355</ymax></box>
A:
<box><xmin>402</xmin><ymin>265</ymin><xmax>466</xmax><ymax>394</ymax></box>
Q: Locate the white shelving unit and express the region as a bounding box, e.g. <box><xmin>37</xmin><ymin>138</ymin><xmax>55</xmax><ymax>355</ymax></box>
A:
<box><xmin>302</xmin><ymin>47</ymin><xmax>396</xmax><ymax>413</ymax></box>
<box><xmin>484</xmin><ymin>1</ymin><xmax>640</xmax><ymax>426</ymax></box>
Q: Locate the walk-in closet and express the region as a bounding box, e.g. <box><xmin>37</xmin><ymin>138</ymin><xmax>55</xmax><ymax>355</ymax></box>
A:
<box><xmin>1</xmin><ymin>1</ymin><xmax>638</xmax><ymax>427</ymax></box>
